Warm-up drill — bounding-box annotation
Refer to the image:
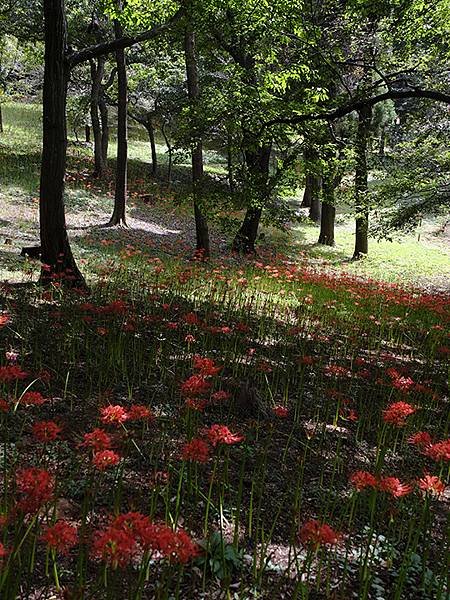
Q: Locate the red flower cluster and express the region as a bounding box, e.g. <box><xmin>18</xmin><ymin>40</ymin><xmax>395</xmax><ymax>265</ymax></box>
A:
<box><xmin>92</xmin><ymin>450</ymin><xmax>121</xmax><ymax>471</ymax></box>
<box><xmin>204</xmin><ymin>424</ymin><xmax>244</xmax><ymax>447</ymax></box>
<box><xmin>180</xmin><ymin>375</ymin><xmax>211</xmax><ymax>398</ymax></box>
<box><xmin>299</xmin><ymin>520</ymin><xmax>341</xmax><ymax>549</ymax></box>
<box><xmin>0</xmin><ymin>365</ymin><xmax>28</xmax><ymax>382</ymax></box>
<box><xmin>100</xmin><ymin>405</ymin><xmax>128</xmax><ymax>426</ymax></box>
<box><xmin>349</xmin><ymin>471</ymin><xmax>412</xmax><ymax>497</ymax></box>
<box><xmin>382</xmin><ymin>401</ymin><xmax>416</xmax><ymax>426</ymax></box>
<box><xmin>127</xmin><ymin>404</ymin><xmax>154</xmax><ymax>421</ymax></box>
<box><xmin>424</xmin><ymin>439</ymin><xmax>450</xmax><ymax>462</ymax></box>
<box><xmin>41</xmin><ymin>520</ymin><xmax>78</xmax><ymax>554</ymax></box>
<box><xmin>408</xmin><ymin>431</ymin><xmax>432</xmax><ymax>448</ymax></box>
<box><xmin>81</xmin><ymin>428</ymin><xmax>112</xmax><ymax>451</ymax></box>
<box><xmin>193</xmin><ymin>355</ymin><xmax>221</xmax><ymax>377</ymax></box>
<box><xmin>417</xmin><ymin>475</ymin><xmax>446</xmax><ymax>496</ymax></box>
<box><xmin>272</xmin><ymin>405</ymin><xmax>289</xmax><ymax>418</ymax></box>
<box><xmin>15</xmin><ymin>467</ymin><xmax>54</xmax><ymax>514</ymax></box>
<box><xmin>32</xmin><ymin>420</ymin><xmax>62</xmax><ymax>443</ymax></box>
<box><xmin>211</xmin><ymin>390</ymin><xmax>231</xmax><ymax>403</ymax></box>
<box><xmin>92</xmin><ymin>512</ymin><xmax>199</xmax><ymax>569</ymax></box>
<box><xmin>19</xmin><ymin>391</ymin><xmax>47</xmax><ymax>406</ymax></box>
<box><xmin>182</xmin><ymin>438</ymin><xmax>210</xmax><ymax>463</ymax></box>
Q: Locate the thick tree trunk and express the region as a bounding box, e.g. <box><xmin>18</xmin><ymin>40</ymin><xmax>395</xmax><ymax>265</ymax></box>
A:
<box><xmin>108</xmin><ymin>15</ymin><xmax>127</xmax><ymax>226</ymax></box>
<box><xmin>353</xmin><ymin>105</ymin><xmax>372</xmax><ymax>259</ymax></box>
<box><xmin>145</xmin><ymin>116</ymin><xmax>157</xmax><ymax>176</ymax></box>
<box><xmin>308</xmin><ymin>175</ymin><xmax>322</xmax><ymax>223</ymax></box>
<box><xmin>39</xmin><ymin>0</ymin><xmax>85</xmax><ymax>287</ymax></box>
<box><xmin>318</xmin><ymin>177</ymin><xmax>335</xmax><ymax>246</ymax></box>
<box><xmin>90</xmin><ymin>57</ymin><xmax>106</xmax><ymax>177</ymax></box>
<box><xmin>85</xmin><ymin>124</ymin><xmax>91</xmax><ymax>142</ymax></box>
<box><xmin>184</xmin><ymin>27</ymin><xmax>210</xmax><ymax>256</ymax></box>
<box><xmin>232</xmin><ymin>143</ymin><xmax>271</xmax><ymax>254</ymax></box>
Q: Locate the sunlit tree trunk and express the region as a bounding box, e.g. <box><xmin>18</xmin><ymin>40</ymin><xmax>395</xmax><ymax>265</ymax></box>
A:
<box><xmin>353</xmin><ymin>105</ymin><xmax>372</xmax><ymax>259</ymax></box>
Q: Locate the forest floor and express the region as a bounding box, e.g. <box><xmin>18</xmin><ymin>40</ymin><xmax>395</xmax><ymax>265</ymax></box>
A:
<box><xmin>0</xmin><ymin>101</ymin><xmax>449</xmax><ymax>290</ymax></box>
<box><xmin>0</xmin><ymin>102</ymin><xmax>448</xmax><ymax>600</ymax></box>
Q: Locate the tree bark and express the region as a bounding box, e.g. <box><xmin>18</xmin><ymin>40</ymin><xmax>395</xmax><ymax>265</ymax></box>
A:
<box><xmin>184</xmin><ymin>27</ymin><xmax>210</xmax><ymax>256</ymax></box>
<box><xmin>108</xmin><ymin>14</ymin><xmax>127</xmax><ymax>226</ymax></box>
<box><xmin>145</xmin><ymin>116</ymin><xmax>157</xmax><ymax>176</ymax></box>
<box><xmin>90</xmin><ymin>57</ymin><xmax>106</xmax><ymax>177</ymax></box>
<box><xmin>308</xmin><ymin>175</ymin><xmax>322</xmax><ymax>223</ymax></box>
<box><xmin>232</xmin><ymin>143</ymin><xmax>271</xmax><ymax>254</ymax></box>
<box><xmin>98</xmin><ymin>92</ymin><xmax>109</xmax><ymax>165</ymax></box>
<box><xmin>0</xmin><ymin>104</ymin><xmax>3</xmax><ymax>133</ymax></box>
<box><xmin>39</xmin><ymin>0</ymin><xmax>85</xmax><ymax>287</ymax></box>
<box><xmin>353</xmin><ymin>105</ymin><xmax>372</xmax><ymax>259</ymax></box>
<box><xmin>318</xmin><ymin>176</ymin><xmax>335</xmax><ymax>246</ymax></box>
<box><xmin>161</xmin><ymin>120</ymin><xmax>172</xmax><ymax>183</ymax></box>
<box><xmin>85</xmin><ymin>124</ymin><xmax>91</xmax><ymax>142</ymax></box>
<box><xmin>301</xmin><ymin>174</ymin><xmax>312</xmax><ymax>207</ymax></box>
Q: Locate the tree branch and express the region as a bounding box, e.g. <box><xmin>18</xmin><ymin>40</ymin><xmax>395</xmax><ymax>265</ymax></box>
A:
<box><xmin>67</xmin><ymin>7</ymin><xmax>184</xmax><ymax>69</ymax></box>
<box><xmin>265</xmin><ymin>89</ymin><xmax>450</xmax><ymax>127</ymax></box>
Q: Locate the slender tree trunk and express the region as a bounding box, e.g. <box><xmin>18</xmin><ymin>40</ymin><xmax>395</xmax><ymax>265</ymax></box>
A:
<box><xmin>184</xmin><ymin>27</ymin><xmax>210</xmax><ymax>256</ymax></box>
<box><xmin>145</xmin><ymin>116</ymin><xmax>157</xmax><ymax>176</ymax></box>
<box><xmin>85</xmin><ymin>124</ymin><xmax>91</xmax><ymax>142</ymax></box>
<box><xmin>227</xmin><ymin>132</ymin><xmax>235</xmax><ymax>193</ymax></box>
<box><xmin>309</xmin><ymin>175</ymin><xmax>322</xmax><ymax>223</ymax></box>
<box><xmin>0</xmin><ymin>104</ymin><xmax>4</xmax><ymax>133</ymax></box>
<box><xmin>39</xmin><ymin>0</ymin><xmax>85</xmax><ymax>287</ymax></box>
<box><xmin>108</xmin><ymin>14</ymin><xmax>127</xmax><ymax>226</ymax></box>
<box><xmin>98</xmin><ymin>93</ymin><xmax>109</xmax><ymax>166</ymax></box>
<box><xmin>90</xmin><ymin>57</ymin><xmax>106</xmax><ymax>177</ymax></box>
<box><xmin>161</xmin><ymin>121</ymin><xmax>172</xmax><ymax>183</ymax></box>
<box><xmin>318</xmin><ymin>176</ymin><xmax>335</xmax><ymax>246</ymax></box>
<box><xmin>353</xmin><ymin>105</ymin><xmax>372</xmax><ymax>259</ymax></box>
<box><xmin>301</xmin><ymin>174</ymin><xmax>313</xmax><ymax>207</ymax></box>
<box><xmin>232</xmin><ymin>143</ymin><xmax>271</xmax><ymax>254</ymax></box>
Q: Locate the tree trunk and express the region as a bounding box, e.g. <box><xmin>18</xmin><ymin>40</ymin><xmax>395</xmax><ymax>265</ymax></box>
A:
<box><xmin>108</xmin><ymin>14</ymin><xmax>127</xmax><ymax>226</ymax></box>
<box><xmin>145</xmin><ymin>116</ymin><xmax>157</xmax><ymax>176</ymax></box>
<box><xmin>39</xmin><ymin>0</ymin><xmax>85</xmax><ymax>287</ymax></box>
<box><xmin>184</xmin><ymin>27</ymin><xmax>210</xmax><ymax>256</ymax></box>
<box><xmin>99</xmin><ymin>93</ymin><xmax>109</xmax><ymax>166</ymax></box>
<box><xmin>353</xmin><ymin>105</ymin><xmax>372</xmax><ymax>259</ymax></box>
<box><xmin>0</xmin><ymin>104</ymin><xmax>4</xmax><ymax>133</ymax></box>
<box><xmin>308</xmin><ymin>175</ymin><xmax>322</xmax><ymax>223</ymax></box>
<box><xmin>161</xmin><ymin>120</ymin><xmax>172</xmax><ymax>183</ymax></box>
<box><xmin>227</xmin><ymin>132</ymin><xmax>235</xmax><ymax>193</ymax></box>
<box><xmin>90</xmin><ymin>57</ymin><xmax>106</xmax><ymax>177</ymax></box>
<box><xmin>318</xmin><ymin>176</ymin><xmax>335</xmax><ymax>246</ymax></box>
<box><xmin>232</xmin><ymin>143</ymin><xmax>271</xmax><ymax>254</ymax></box>
<box><xmin>85</xmin><ymin>124</ymin><xmax>91</xmax><ymax>142</ymax></box>
<box><xmin>301</xmin><ymin>174</ymin><xmax>312</xmax><ymax>207</ymax></box>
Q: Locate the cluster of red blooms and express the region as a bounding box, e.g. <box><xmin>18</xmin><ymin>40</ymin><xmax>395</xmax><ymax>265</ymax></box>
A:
<box><xmin>92</xmin><ymin>512</ymin><xmax>199</xmax><ymax>569</ymax></box>
<box><xmin>181</xmin><ymin>438</ymin><xmax>210</xmax><ymax>463</ymax></box>
<box><xmin>387</xmin><ymin>368</ymin><xmax>415</xmax><ymax>394</ymax></box>
<box><xmin>99</xmin><ymin>403</ymin><xmax>154</xmax><ymax>426</ymax></box>
<box><xmin>298</xmin><ymin>519</ymin><xmax>342</xmax><ymax>549</ymax></box>
<box><xmin>19</xmin><ymin>391</ymin><xmax>47</xmax><ymax>406</ymax></box>
<box><xmin>181</xmin><ymin>423</ymin><xmax>244</xmax><ymax>462</ymax></box>
<box><xmin>0</xmin><ymin>364</ymin><xmax>28</xmax><ymax>382</ymax></box>
<box><xmin>15</xmin><ymin>467</ymin><xmax>54</xmax><ymax>514</ymax></box>
<box><xmin>408</xmin><ymin>432</ymin><xmax>450</xmax><ymax>462</ymax></box>
<box><xmin>32</xmin><ymin>420</ymin><xmax>62</xmax><ymax>443</ymax></box>
<box><xmin>382</xmin><ymin>401</ymin><xmax>416</xmax><ymax>426</ymax></box>
<box><xmin>92</xmin><ymin>450</ymin><xmax>121</xmax><ymax>471</ymax></box>
<box><xmin>204</xmin><ymin>424</ymin><xmax>244</xmax><ymax>447</ymax></box>
<box><xmin>41</xmin><ymin>520</ymin><xmax>78</xmax><ymax>554</ymax></box>
<box><xmin>193</xmin><ymin>355</ymin><xmax>221</xmax><ymax>376</ymax></box>
<box><xmin>349</xmin><ymin>470</ymin><xmax>445</xmax><ymax>497</ymax></box>
<box><xmin>180</xmin><ymin>375</ymin><xmax>211</xmax><ymax>398</ymax></box>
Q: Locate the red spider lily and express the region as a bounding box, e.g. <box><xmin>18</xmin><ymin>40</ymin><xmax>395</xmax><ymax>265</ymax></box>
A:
<box><xmin>92</xmin><ymin>450</ymin><xmax>121</xmax><ymax>470</ymax></box>
<box><xmin>424</xmin><ymin>439</ymin><xmax>450</xmax><ymax>462</ymax></box>
<box><xmin>299</xmin><ymin>520</ymin><xmax>341</xmax><ymax>549</ymax></box>
<box><xmin>0</xmin><ymin>314</ymin><xmax>9</xmax><ymax>327</ymax></box>
<box><xmin>204</xmin><ymin>424</ymin><xmax>244</xmax><ymax>447</ymax></box>
<box><xmin>15</xmin><ymin>467</ymin><xmax>54</xmax><ymax>514</ymax></box>
<box><xmin>182</xmin><ymin>439</ymin><xmax>210</xmax><ymax>463</ymax></box>
<box><xmin>417</xmin><ymin>475</ymin><xmax>446</xmax><ymax>496</ymax></box>
<box><xmin>126</xmin><ymin>404</ymin><xmax>154</xmax><ymax>421</ymax></box>
<box><xmin>91</xmin><ymin>525</ymin><xmax>136</xmax><ymax>568</ymax></box>
<box><xmin>193</xmin><ymin>356</ymin><xmax>221</xmax><ymax>376</ymax></box>
<box><xmin>272</xmin><ymin>405</ymin><xmax>289</xmax><ymax>418</ymax></box>
<box><xmin>378</xmin><ymin>477</ymin><xmax>413</xmax><ymax>498</ymax></box>
<box><xmin>19</xmin><ymin>391</ymin><xmax>47</xmax><ymax>406</ymax></box>
<box><xmin>183</xmin><ymin>312</ymin><xmax>201</xmax><ymax>325</ymax></box>
<box><xmin>382</xmin><ymin>401</ymin><xmax>416</xmax><ymax>426</ymax></box>
<box><xmin>0</xmin><ymin>543</ymin><xmax>8</xmax><ymax>559</ymax></box>
<box><xmin>211</xmin><ymin>390</ymin><xmax>231</xmax><ymax>403</ymax></box>
<box><xmin>41</xmin><ymin>520</ymin><xmax>78</xmax><ymax>554</ymax></box>
<box><xmin>184</xmin><ymin>334</ymin><xmax>196</xmax><ymax>344</ymax></box>
<box><xmin>408</xmin><ymin>431</ymin><xmax>432</xmax><ymax>448</ymax></box>
<box><xmin>180</xmin><ymin>375</ymin><xmax>211</xmax><ymax>397</ymax></box>
<box><xmin>32</xmin><ymin>420</ymin><xmax>62</xmax><ymax>443</ymax></box>
<box><xmin>184</xmin><ymin>397</ymin><xmax>207</xmax><ymax>411</ymax></box>
<box><xmin>349</xmin><ymin>471</ymin><xmax>378</xmax><ymax>491</ymax></box>
<box><xmin>80</xmin><ymin>428</ymin><xmax>112</xmax><ymax>451</ymax></box>
<box><xmin>5</xmin><ymin>350</ymin><xmax>18</xmax><ymax>362</ymax></box>
<box><xmin>0</xmin><ymin>365</ymin><xmax>28</xmax><ymax>382</ymax></box>
<box><xmin>100</xmin><ymin>405</ymin><xmax>129</xmax><ymax>426</ymax></box>
<box><xmin>391</xmin><ymin>376</ymin><xmax>415</xmax><ymax>393</ymax></box>
<box><xmin>0</xmin><ymin>398</ymin><xmax>9</xmax><ymax>412</ymax></box>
